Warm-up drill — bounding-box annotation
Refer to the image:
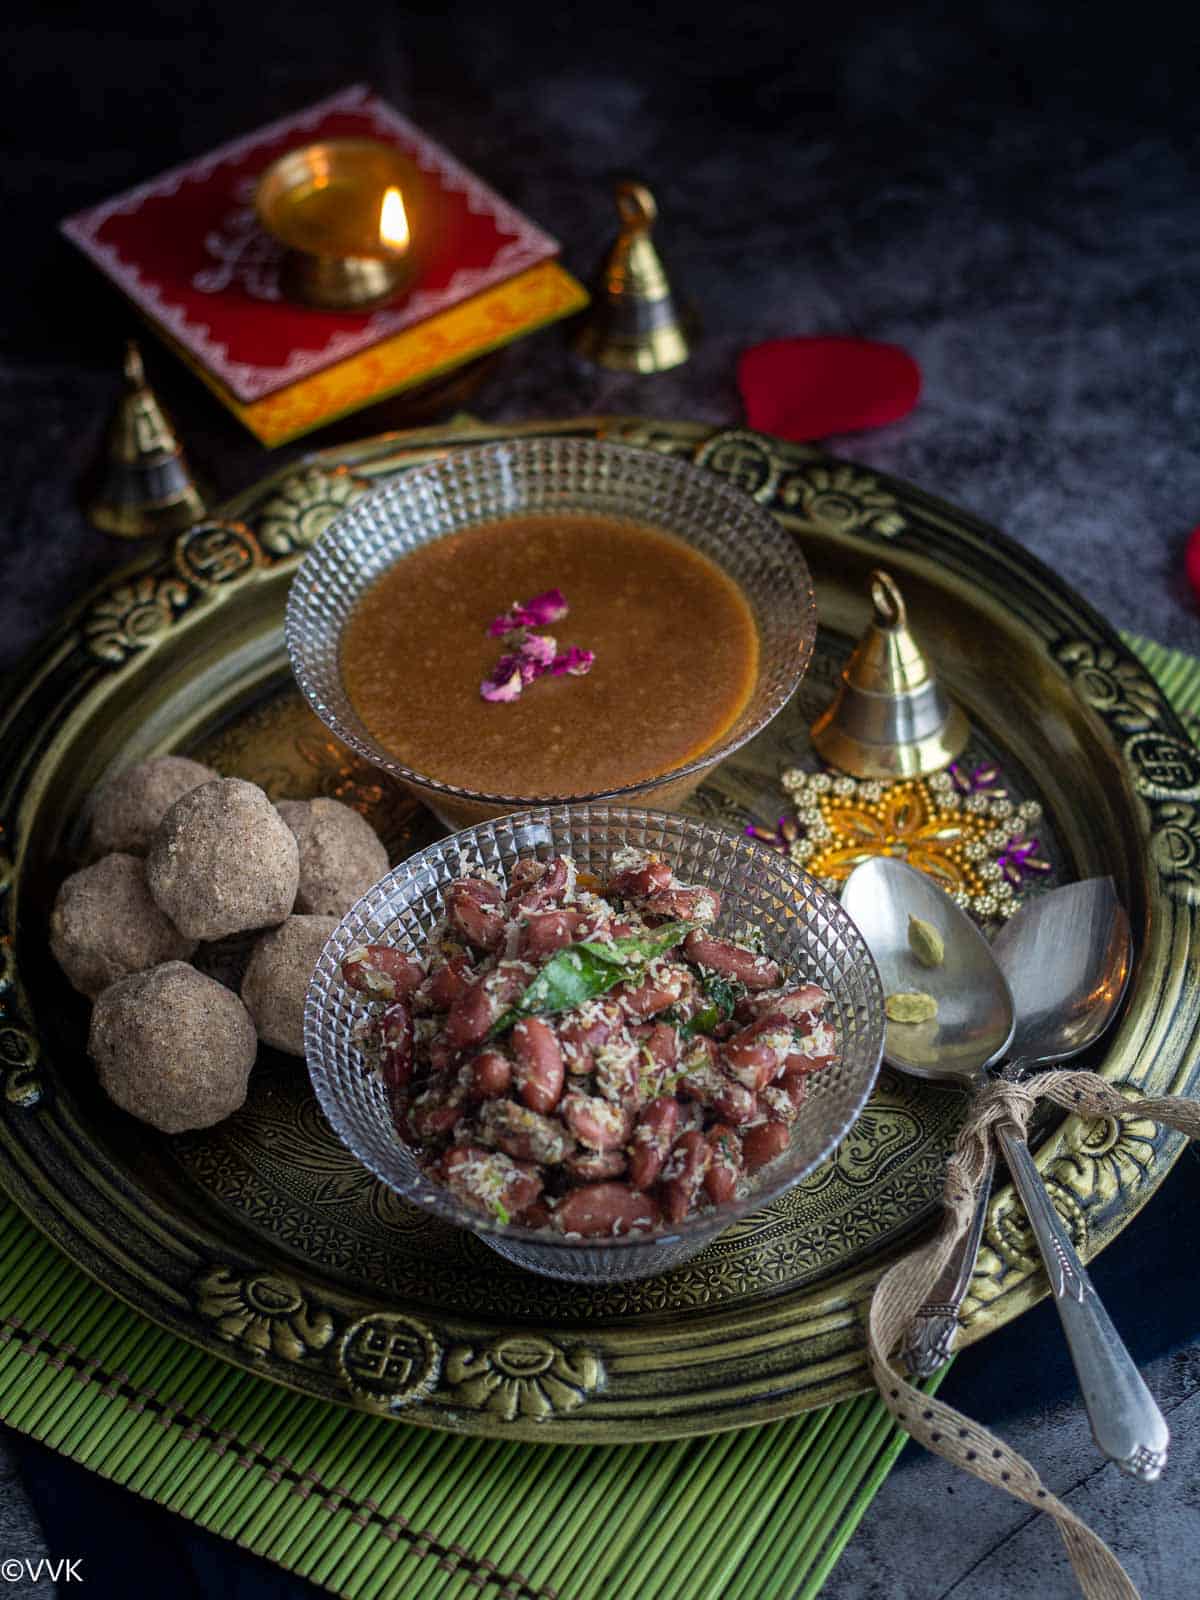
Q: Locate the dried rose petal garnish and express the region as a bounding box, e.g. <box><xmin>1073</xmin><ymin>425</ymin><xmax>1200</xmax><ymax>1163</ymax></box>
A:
<box><xmin>480</xmin><ymin>590</ymin><xmax>593</xmax><ymax>703</ymax></box>
<box><xmin>488</xmin><ymin>589</ymin><xmax>569</xmax><ymax>636</ymax></box>
<box><xmin>480</xmin><ymin>658</ymin><xmax>524</xmax><ymax>703</ymax></box>
<box><xmin>550</xmin><ymin>647</ymin><xmax>595</xmax><ymax>677</ymax></box>
<box><xmin>519</xmin><ymin>633</ymin><xmax>559</xmax><ymax>671</ymax></box>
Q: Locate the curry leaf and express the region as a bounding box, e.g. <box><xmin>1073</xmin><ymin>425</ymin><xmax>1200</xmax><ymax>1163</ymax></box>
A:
<box><xmin>675</xmin><ymin>974</ymin><xmax>742</xmax><ymax>1040</ymax></box>
<box><xmin>488</xmin><ymin>921</ymin><xmax>695</xmax><ymax>1037</ymax></box>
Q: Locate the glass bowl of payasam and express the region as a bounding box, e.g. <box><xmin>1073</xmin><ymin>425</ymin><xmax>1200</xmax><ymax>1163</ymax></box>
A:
<box><xmin>285</xmin><ymin>438</ymin><xmax>816</xmax><ymax>828</ymax></box>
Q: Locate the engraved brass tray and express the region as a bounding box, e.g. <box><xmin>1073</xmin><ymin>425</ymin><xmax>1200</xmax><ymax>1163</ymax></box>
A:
<box><xmin>2</xmin><ymin>417</ymin><xmax>1197</xmax><ymax>1441</ymax></box>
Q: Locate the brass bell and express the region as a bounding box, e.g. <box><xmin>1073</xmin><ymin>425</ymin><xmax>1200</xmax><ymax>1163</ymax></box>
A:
<box><xmin>811</xmin><ymin>570</ymin><xmax>969</xmax><ymax>778</ymax></box>
<box><xmin>573</xmin><ymin>180</ymin><xmax>693</xmax><ymax>373</ymax></box>
<box><xmin>87</xmin><ymin>341</ymin><xmax>207</xmax><ymax>539</ymax></box>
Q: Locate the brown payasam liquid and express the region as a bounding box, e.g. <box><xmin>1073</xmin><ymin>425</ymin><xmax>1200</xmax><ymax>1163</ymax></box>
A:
<box><xmin>340</xmin><ymin>514</ymin><xmax>759</xmax><ymax>796</ymax></box>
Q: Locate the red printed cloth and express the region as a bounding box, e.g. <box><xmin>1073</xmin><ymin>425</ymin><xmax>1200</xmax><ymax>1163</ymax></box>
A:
<box><xmin>61</xmin><ymin>84</ymin><xmax>558</xmax><ymax>403</ymax></box>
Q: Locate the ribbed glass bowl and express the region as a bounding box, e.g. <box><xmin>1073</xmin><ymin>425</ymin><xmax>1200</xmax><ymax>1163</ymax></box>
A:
<box><xmin>304</xmin><ymin>806</ymin><xmax>885</xmax><ymax>1283</ymax></box>
<box><xmin>284</xmin><ymin>437</ymin><xmax>816</xmax><ymax>828</ymax></box>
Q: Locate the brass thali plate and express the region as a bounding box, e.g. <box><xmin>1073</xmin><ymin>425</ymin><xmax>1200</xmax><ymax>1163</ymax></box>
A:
<box><xmin>2</xmin><ymin>417</ymin><xmax>1197</xmax><ymax>1441</ymax></box>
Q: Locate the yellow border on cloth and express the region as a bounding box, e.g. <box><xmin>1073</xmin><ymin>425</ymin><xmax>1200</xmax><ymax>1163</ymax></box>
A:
<box><xmin>163</xmin><ymin>261</ymin><xmax>588</xmax><ymax>446</ymax></box>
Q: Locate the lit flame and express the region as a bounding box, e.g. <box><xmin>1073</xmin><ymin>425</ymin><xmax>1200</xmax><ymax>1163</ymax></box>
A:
<box><xmin>379</xmin><ymin>186</ymin><xmax>410</xmax><ymax>253</ymax></box>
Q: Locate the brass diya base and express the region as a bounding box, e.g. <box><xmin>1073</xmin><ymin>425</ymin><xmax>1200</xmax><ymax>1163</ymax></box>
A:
<box><xmin>278</xmin><ymin>249</ymin><xmax>412</xmax><ymax>311</ymax></box>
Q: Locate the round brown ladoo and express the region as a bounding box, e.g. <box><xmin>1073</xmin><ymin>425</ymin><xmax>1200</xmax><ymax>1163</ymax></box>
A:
<box><xmin>277</xmin><ymin>797</ymin><xmax>389</xmax><ymax>917</ymax></box>
<box><xmin>146</xmin><ymin>778</ymin><xmax>299</xmax><ymax>942</ymax></box>
<box><xmin>241</xmin><ymin>914</ymin><xmax>338</xmax><ymax>1056</ymax></box>
<box><xmin>88</xmin><ymin>961</ymin><xmax>257</xmax><ymax>1133</ymax></box>
<box><xmin>50</xmin><ymin>853</ymin><xmax>196</xmax><ymax>999</ymax></box>
<box><xmin>86</xmin><ymin>755</ymin><xmax>219</xmax><ymax>858</ymax></box>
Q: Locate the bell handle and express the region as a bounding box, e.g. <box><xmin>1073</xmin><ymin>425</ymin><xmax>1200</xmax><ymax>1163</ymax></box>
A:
<box><xmin>869</xmin><ymin>569</ymin><xmax>907</xmax><ymax>629</ymax></box>
<box><xmin>615</xmin><ymin>180</ymin><xmax>658</xmax><ymax>233</ymax></box>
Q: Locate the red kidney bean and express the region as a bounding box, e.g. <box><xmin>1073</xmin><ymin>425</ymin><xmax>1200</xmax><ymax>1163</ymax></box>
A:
<box><xmin>683</xmin><ymin>933</ymin><xmax>781</xmax><ymax>990</ymax></box>
<box><xmin>553</xmin><ymin>1184</ymin><xmax>661</xmax><ymax>1237</ymax></box>
<box><xmin>445</xmin><ymin>877</ymin><xmax>505</xmax><ymax>951</ymax></box>
<box><xmin>445</xmin><ymin>978</ymin><xmax>495</xmax><ymax>1051</ymax></box>
<box><xmin>508</xmin><ymin>854</ymin><xmax>571</xmax><ymax>912</ymax></box>
<box><xmin>781</xmin><ymin>1074</ymin><xmax>809</xmax><ymax>1112</ymax></box>
<box><xmin>660</xmin><ymin>1130</ymin><xmax>712</xmax><ymax>1223</ymax></box>
<box><xmin>565</xmin><ymin>1148</ymin><xmax>628</xmax><ymax>1182</ymax></box>
<box><xmin>642</xmin><ymin>885</ymin><xmax>721</xmax><ymax>924</ymax></box>
<box><xmin>593</xmin><ymin>1034</ymin><xmax>640</xmax><ymax>1107</ymax></box>
<box><xmin>559</xmin><ymin>1000</ymin><xmax>621</xmax><ymax>1074</ymax></box>
<box><xmin>445</xmin><ymin>961</ymin><xmax>531</xmax><ymax>1050</ymax></box>
<box><xmin>522</xmin><ymin>1199</ymin><xmax>553</xmax><ymax>1230</ymax></box>
<box><xmin>519</xmin><ymin>908</ymin><xmax>587</xmax><ymax>960</ymax></box>
<box><xmin>720</xmin><ymin>1037</ymin><xmax>777</xmax><ymax>1092</ymax></box>
<box><xmin>721</xmin><ymin>1015</ymin><xmax>793</xmax><ymax>1091</ymax></box>
<box><xmin>442</xmin><ymin>1145</ymin><xmax>542</xmax><ymax>1219</ymax></box>
<box><xmin>674</xmin><ymin>1099</ymin><xmax>706</xmax><ymax>1136</ymax></box>
<box><xmin>712</xmin><ymin>1077</ymin><xmax>758</xmax><ymax>1125</ymax></box>
<box><xmin>782</xmin><ymin>1048</ymin><xmax>838</xmax><ymax>1078</ymax></box>
<box><xmin>607</xmin><ymin>858</ymin><xmax>674</xmax><ymax>899</ymax></box>
<box><xmin>704</xmin><ymin>1124</ymin><xmax>743</xmax><ymax>1204</ymax></box>
<box><xmin>642</xmin><ymin>1020</ymin><xmax>680</xmax><ymax>1071</ymax></box>
<box><xmin>478</xmin><ymin>1100</ymin><xmax>572</xmax><ymax>1164</ymax></box>
<box><xmin>427</xmin><ymin>1031</ymin><xmax>460</xmax><ymax>1074</ymax></box>
<box><xmin>511</xmin><ymin>1017</ymin><xmax>565</xmax><ymax>1113</ymax></box>
<box><xmin>562</xmin><ymin>1092</ymin><xmax>633</xmax><ymax>1150</ymax></box>
<box><xmin>616</xmin><ymin>962</ymin><xmax>690</xmax><ymax>1021</ymax></box>
<box><xmin>341</xmin><ymin>945</ymin><xmax>425</xmax><ymax>1000</ymax></box>
<box><xmin>677</xmin><ymin>1035</ymin><xmax>719</xmax><ymax>1098</ymax></box>
<box><xmin>741</xmin><ymin>1120</ymin><xmax>792</xmax><ymax>1171</ymax></box>
<box><xmin>759</xmin><ymin>1085</ymin><xmax>800</xmax><ymax>1126</ymax></box>
<box><xmin>426</xmin><ymin>955</ymin><xmax>474</xmax><ymax>1012</ymax></box>
<box><xmin>629</xmin><ymin>1021</ymin><xmax>679</xmax><ymax>1102</ymax></box>
<box><xmin>784</xmin><ymin>1017</ymin><xmax>839</xmax><ymax>1068</ymax></box>
<box><xmin>468</xmin><ymin>1047</ymin><xmax>513</xmax><ymax>1100</ymax></box>
<box><xmin>379</xmin><ymin>1000</ymin><xmax>414</xmax><ymax>1090</ymax></box>
<box><xmin>505</xmin><ymin>857</ymin><xmax>545</xmax><ymax>902</ymax></box>
<box><xmin>740</xmin><ymin>984</ymin><xmax>829</xmax><ymax>1023</ymax></box>
<box><xmin>408</xmin><ymin>1080</ymin><xmax>466</xmax><ymax>1141</ymax></box>
<box><xmin>627</xmin><ymin>1096</ymin><xmax>680</xmax><ymax>1189</ymax></box>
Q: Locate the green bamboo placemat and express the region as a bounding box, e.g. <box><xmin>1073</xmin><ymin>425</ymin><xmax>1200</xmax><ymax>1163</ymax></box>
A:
<box><xmin>0</xmin><ymin>1186</ymin><xmax>942</xmax><ymax>1600</ymax></box>
<box><xmin>0</xmin><ymin>629</ymin><xmax>1192</xmax><ymax>1599</ymax></box>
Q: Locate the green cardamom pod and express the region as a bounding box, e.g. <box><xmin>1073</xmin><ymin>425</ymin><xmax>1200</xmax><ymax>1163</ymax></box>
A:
<box><xmin>886</xmin><ymin>990</ymin><xmax>939</xmax><ymax>1023</ymax></box>
<box><xmin>907</xmin><ymin>914</ymin><xmax>945</xmax><ymax>968</ymax></box>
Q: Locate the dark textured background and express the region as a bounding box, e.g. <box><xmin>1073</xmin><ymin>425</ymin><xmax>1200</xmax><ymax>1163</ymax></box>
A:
<box><xmin>1</xmin><ymin>1</ymin><xmax>1198</xmax><ymax>1595</ymax></box>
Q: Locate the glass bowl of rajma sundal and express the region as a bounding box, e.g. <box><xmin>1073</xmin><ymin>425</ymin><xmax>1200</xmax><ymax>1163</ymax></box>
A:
<box><xmin>304</xmin><ymin>807</ymin><xmax>884</xmax><ymax>1284</ymax></box>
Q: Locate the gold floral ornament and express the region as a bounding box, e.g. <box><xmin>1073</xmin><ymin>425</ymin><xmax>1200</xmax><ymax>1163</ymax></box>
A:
<box><xmin>83</xmin><ymin>574</ymin><xmax>190</xmax><ymax>664</ymax></box>
<box><xmin>446</xmin><ymin>1334</ymin><xmax>603</xmax><ymax>1422</ymax></box>
<box><xmin>256</xmin><ymin>466</ymin><xmax>369</xmax><ymax>557</ymax></box>
<box><xmin>1050</xmin><ymin>1086</ymin><xmax>1160</xmax><ymax>1209</ymax></box>
<box><xmin>196</xmin><ymin>1266</ymin><xmax>334</xmax><ymax>1361</ymax></box>
<box><xmin>777</xmin><ymin>462</ymin><xmax>907</xmax><ymax>539</ymax></box>
<box><xmin>778</xmin><ymin>767</ymin><xmax>1045</xmax><ymax>921</ymax></box>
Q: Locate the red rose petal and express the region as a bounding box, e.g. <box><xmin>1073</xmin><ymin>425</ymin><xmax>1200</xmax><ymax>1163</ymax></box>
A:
<box><xmin>737</xmin><ymin>337</ymin><xmax>921</xmax><ymax>441</ymax></box>
<box><xmin>1186</xmin><ymin>525</ymin><xmax>1200</xmax><ymax>607</ymax></box>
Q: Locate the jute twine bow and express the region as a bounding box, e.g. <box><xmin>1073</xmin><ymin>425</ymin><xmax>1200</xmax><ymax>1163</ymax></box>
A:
<box><xmin>868</xmin><ymin>1071</ymin><xmax>1200</xmax><ymax>1600</ymax></box>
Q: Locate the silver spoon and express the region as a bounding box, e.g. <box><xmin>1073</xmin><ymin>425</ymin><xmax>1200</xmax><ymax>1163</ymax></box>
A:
<box><xmin>899</xmin><ymin>877</ymin><xmax>1134</xmax><ymax>1378</ymax></box>
<box><xmin>842</xmin><ymin>859</ymin><xmax>1014</xmax><ymax>1377</ymax></box>
<box><xmin>842</xmin><ymin>859</ymin><xmax>1168</xmax><ymax>1481</ymax></box>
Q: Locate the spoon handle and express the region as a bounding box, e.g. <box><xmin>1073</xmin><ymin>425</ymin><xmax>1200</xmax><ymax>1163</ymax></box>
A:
<box><xmin>903</xmin><ymin>1147</ymin><xmax>996</xmax><ymax>1377</ymax></box>
<box><xmin>994</xmin><ymin>1120</ymin><xmax>1170</xmax><ymax>1481</ymax></box>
